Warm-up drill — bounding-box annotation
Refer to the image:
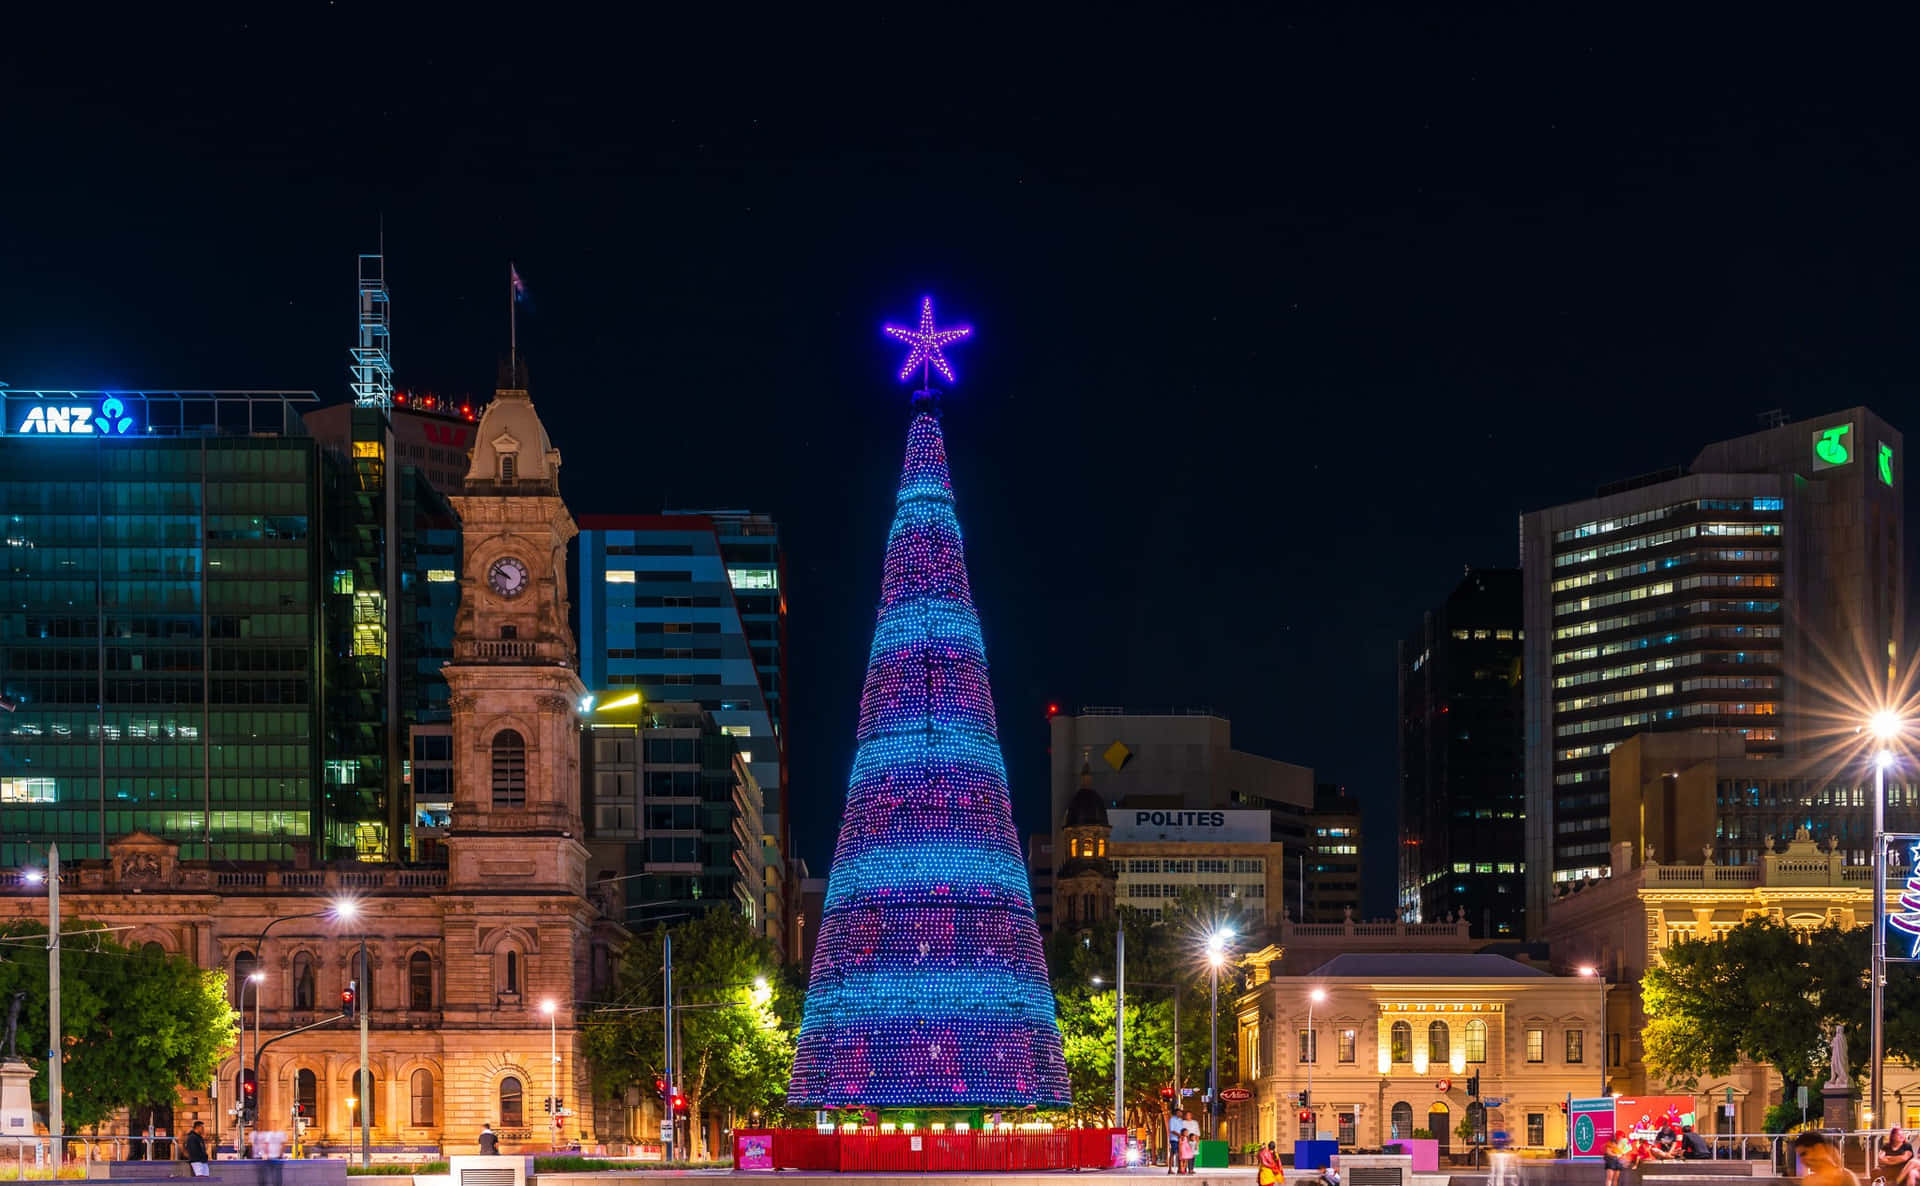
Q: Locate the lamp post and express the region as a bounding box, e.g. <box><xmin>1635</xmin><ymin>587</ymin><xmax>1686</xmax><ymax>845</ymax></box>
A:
<box><xmin>22</xmin><ymin>846</ymin><xmax>62</xmax><ymax>1155</ymax></box>
<box><xmin>1305</xmin><ymin>988</ymin><xmax>1327</xmax><ymax>1133</ymax></box>
<box><xmin>1094</xmin><ymin>974</ymin><xmax>1182</xmax><ymax>1163</ymax></box>
<box><xmin>237</xmin><ymin>970</ymin><xmax>266</xmax><ymax>1155</ymax></box>
<box><xmin>1871</xmin><ymin>709</ymin><xmax>1902</xmax><ymax>1132</ymax></box>
<box><xmin>542</xmin><ymin>999</ymin><xmax>559</xmax><ymax>1151</ymax></box>
<box><xmin>241</xmin><ymin>899</ymin><xmax>357</xmax><ymax>1157</ymax></box>
<box><xmin>1206</xmin><ymin>927</ymin><xmax>1236</xmax><ymax>1138</ymax></box>
<box><xmin>1577</xmin><ymin>965</ymin><xmax>1607</xmax><ymax>1097</ymax></box>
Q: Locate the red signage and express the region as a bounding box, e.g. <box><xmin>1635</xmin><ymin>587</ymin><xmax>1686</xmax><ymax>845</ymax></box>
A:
<box><xmin>422</xmin><ymin>423</ymin><xmax>470</xmax><ymax>447</ymax></box>
<box><xmin>1220</xmin><ymin>1088</ymin><xmax>1252</xmax><ymax>1102</ymax></box>
<box><xmin>1435</xmin><ymin>1079</ymin><xmax>1452</xmax><ymax>1092</ymax></box>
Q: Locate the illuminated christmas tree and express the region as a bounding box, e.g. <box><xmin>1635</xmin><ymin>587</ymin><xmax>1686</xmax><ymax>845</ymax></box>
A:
<box><xmin>788</xmin><ymin>298</ymin><xmax>1069</xmax><ymax>1110</ymax></box>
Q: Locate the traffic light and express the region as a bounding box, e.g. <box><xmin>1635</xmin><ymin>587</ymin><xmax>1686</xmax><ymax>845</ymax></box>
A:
<box><xmin>671</xmin><ymin>1093</ymin><xmax>689</xmax><ymax>1117</ymax></box>
<box><xmin>654</xmin><ymin>1076</ymin><xmax>668</xmax><ymax>1098</ymax></box>
<box><xmin>1468</xmin><ymin>1073</ymin><xmax>1481</xmax><ymax>1099</ymax></box>
<box><xmin>341</xmin><ymin>980</ymin><xmax>357</xmax><ymax>1018</ymax></box>
<box><xmin>240</xmin><ymin>1069</ymin><xmax>258</xmax><ymax>1123</ymax></box>
<box><xmin>1298</xmin><ymin>1109</ymin><xmax>1312</xmax><ymax>1124</ymax></box>
<box><xmin>1160</xmin><ymin>1085</ymin><xmax>1175</xmax><ymax>1101</ymax></box>
<box><xmin>1298</xmin><ymin>1089</ymin><xmax>1310</xmax><ymax>1108</ymax></box>
<box><xmin>544</xmin><ymin>1096</ymin><xmax>553</xmax><ymax>1115</ymax></box>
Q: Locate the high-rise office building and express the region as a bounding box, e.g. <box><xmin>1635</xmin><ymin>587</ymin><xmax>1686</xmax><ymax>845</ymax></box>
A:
<box><xmin>1520</xmin><ymin>408</ymin><xmax>1904</xmax><ymax>925</ymax></box>
<box><xmin>1306</xmin><ymin>782</ymin><xmax>1362</xmax><ymax>923</ymax></box>
<box><xmin>1398</xmin><ymin>567</ymin><xmax>1525</xmax><ymax>935</ymax></box>
<box><xmin>575</xmin><ymin>512</ymin><xmax>788</xmax><ymax>954</ymax></box>
<box><xmin>0</xmin><ymin>390</ymin><xmax>324</xmax><ymax>865</ymax></box>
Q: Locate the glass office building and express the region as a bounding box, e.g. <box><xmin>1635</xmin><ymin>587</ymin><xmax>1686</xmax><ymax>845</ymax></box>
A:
<box><xmin>0</xmin><ymin>390</ymin><xmax>323</xmax><ymax>865</ymax></box>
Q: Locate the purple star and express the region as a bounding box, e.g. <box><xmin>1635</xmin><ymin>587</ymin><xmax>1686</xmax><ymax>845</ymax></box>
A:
<box><xmin>884</xmin><ymin>296</ymin><xmax>973</xmax><ymax>386</ymax></box>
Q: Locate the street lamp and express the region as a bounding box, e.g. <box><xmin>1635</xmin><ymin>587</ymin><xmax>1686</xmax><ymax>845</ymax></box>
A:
<box><xmin>238</xmin><ymin>898</ymin><xmax>359</xmax><ymax>1157</ymax></box>
<box><xmin>1206</xmin><ymin>927</ymin><xmax>1236</xmax><ymax>1137</ymax></box>
<box><xmin>1577</xmin><ymin>965</ymin><xmax>1608</xmax><ymax>1097</ymax></box>
<box><xmin>1871</xmin><ymin>710</ymin><xmax>1903</xmax><ymax>1132</ymax></box>
<box><xmin>542</xmin><ymin>999</ymin><xmax>560</xmax><ymax>1151</ymax></box>
<box><xmin>1305</xmin><ymin>988</ymin><xmax>1327</xmax><ymax>1134</ymax></box>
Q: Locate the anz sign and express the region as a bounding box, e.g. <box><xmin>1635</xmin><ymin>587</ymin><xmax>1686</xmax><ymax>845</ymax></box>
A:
<box><xmin>13</xmin><ymin>396</ymin><xmax>137</xmax><ymax>436</ymax></box>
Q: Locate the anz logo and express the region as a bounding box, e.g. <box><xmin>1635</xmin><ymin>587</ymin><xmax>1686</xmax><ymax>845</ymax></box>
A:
<box><xmin>15</xmin><ymin>396</ymin><xmax>137</xmax><ymax>436</ymax></box>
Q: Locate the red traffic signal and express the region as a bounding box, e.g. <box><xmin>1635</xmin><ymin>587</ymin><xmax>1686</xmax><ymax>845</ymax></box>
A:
<box><xmin>1160</xmin><ymin>1085</ymin><xmax>1175</xmax><ymax>1101</ymax></box>
<box><xmin>341</xmin><ymin>981</ymin><xmax>357</xmax><ymax>1017</ymax></box>
<box><xmin>1298</xmin><ymin>1109</ymin><xmax>1312</xmax><ymax>1123</ymax></box>
<box><xmin>241</xmin><ymin>1070</ymin><xmax>257</xmax><ymax>1098</ymax></box>
<box><xmin>671</xmin><ymin>1093</ymin><xmax>689</xmax><ymax>1116</ymax></box>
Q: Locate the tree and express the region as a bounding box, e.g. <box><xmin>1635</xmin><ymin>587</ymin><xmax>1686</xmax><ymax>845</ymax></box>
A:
<box><xmin>0</xmin><ymin>922</ymin><xmax>232</xmax><ymax>1129</ymax></box>
<box><xmin>583</xmin><ymin>909</ymin><xmax>795</xmax><ymax>1156</ymax></box>
<box><xmin>1047</xmin><ymin>891</ymin><xmax>1250</xmax><ymax>1138</ymax></box>
<box><xmin>1641</xmin><ymin>917</ymin><xmax>1920</xmax><ymax>1096</ymax></box>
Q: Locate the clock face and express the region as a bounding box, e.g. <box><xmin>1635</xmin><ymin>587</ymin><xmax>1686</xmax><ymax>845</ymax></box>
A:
<box><xmin>488</xmin><ymin>556</ymin><xmax>530</xmax><ymax>599</ymax></box>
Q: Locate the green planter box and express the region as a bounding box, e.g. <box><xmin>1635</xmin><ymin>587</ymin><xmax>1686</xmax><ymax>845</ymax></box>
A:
<box><xmin>1196</xmin><ymin>1140</ymin><xmax>1230</xmax><ymax>1169</ymax></box>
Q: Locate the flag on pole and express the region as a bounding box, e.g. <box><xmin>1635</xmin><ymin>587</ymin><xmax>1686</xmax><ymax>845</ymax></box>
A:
<box><xmin>511</xmin><ymin>264</ymin><xmax>528</xmax><ymax>303</ymax></box>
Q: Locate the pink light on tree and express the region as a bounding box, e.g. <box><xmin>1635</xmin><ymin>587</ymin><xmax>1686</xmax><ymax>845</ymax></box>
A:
<box><xmin>884</xmin><ymin>296</ymin><xmax>973</xmax><ymax>387</ymax></box>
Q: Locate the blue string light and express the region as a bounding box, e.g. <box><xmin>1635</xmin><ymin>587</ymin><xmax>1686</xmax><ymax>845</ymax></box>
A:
<box><xmin>789</xmin><ymin>407</ymin><xmax>1069</xmax><ymax>1110</ymax></box>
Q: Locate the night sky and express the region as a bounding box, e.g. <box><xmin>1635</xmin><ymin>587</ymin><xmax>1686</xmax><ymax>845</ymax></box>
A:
<box><xmin>5</xmin><ymin>10</ymin><xmax>1918</xmax><ymax>915</ymax></box>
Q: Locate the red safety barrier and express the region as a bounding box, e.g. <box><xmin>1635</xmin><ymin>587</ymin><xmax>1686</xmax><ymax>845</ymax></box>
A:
<box><xmin>734</xmin><ymin>1126</ymin><xmax>1125</xmax><ymax>1171</ymax></box>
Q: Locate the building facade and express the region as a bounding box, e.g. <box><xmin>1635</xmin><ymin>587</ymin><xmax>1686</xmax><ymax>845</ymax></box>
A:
<box><xmin>1233</xmin><ymin>954</ymin><xmax>1602</xmax><ymax>1155</ymax></box>
<box><xmin>1307</xmin><ymin>784</ymin><xmax>1362</xmax><ymax>925</ymax></box>
<box><xmin>575</xmin><ymin>513</ymin><xmax>786</xmax><ymax>955</ymax></box>
<box><xmin>1520</xmin><ymin>408</ymin><xmax>1905</xmax><ymax>924</ymax></box>
<box><xmin>1108</xmin><ymin>807</ymin><xmax>1286</xmax><ymax>927</ymax></box>
<box><xmin>0</xmin><ymin>375</ymin><xmax>625</xmax><ymax>1154</ymax></box>
<box><xmin>1398</xmin><ymin>568</ymin><xmax>1525</xmax><ymax>935</ymax></box>
<box><xmin>1543</xmin><ymin>829</ymin><xmax>1920</xmax><ymax>1132</ymax></box>
<box><xmin>0</xmin><ymin>390</ymin><xmax>325</xmax><ymax>867</ymax></box>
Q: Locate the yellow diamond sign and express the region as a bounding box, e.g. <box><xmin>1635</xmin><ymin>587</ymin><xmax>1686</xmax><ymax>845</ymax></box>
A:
<box><xmin>1103</xmin><ymin>741</ymin><xmax>1132</xmax><ymax>771</ymax></box>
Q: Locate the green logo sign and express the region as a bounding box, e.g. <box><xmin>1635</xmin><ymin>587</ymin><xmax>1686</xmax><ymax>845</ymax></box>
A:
<box><xmin>1880</xmin><ymin>442</ymin><xmax>1895</xmax><ymax>487</ymax></box>
<box><xmin>1574</xmin><ymin>1114</ymin><xmax>1596</xmax><ymax>1152</ymax></box>
<box><xmin>1813</xmin><ymin>423</ymin><xmax>1854</xmax><ymax>470</ymax></box>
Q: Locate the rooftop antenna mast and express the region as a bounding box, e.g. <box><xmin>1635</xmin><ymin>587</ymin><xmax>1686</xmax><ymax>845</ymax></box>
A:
<box><xmin>351</xmin><ymin>230</ymin><xmax>394</xmax><ymax>411</ymax></box>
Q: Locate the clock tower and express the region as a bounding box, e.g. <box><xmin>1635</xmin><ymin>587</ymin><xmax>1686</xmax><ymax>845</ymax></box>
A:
<box><xmin>443</xmin><ymin>371</ymin><xmax>589</xmax><ymax>893</ymax></box>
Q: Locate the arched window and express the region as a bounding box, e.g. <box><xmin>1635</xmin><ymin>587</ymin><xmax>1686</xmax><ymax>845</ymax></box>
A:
<box><xmin>1390</xmin><ymin>1101</ymin><xmax>1413</xmax><ymax>1141</ymax></box>
<box><xmin>1466</xmin><ymin>1101</ymin><xmax>1487</xmax><ymax>1144</ymax></box>
<box><xmin>1429</xmin><ymin>1103</ymin><xmax>1451</xmax><ymax>1150</ymax></box>
<box><xmin>1465</xmin><ymin>1018</ymin><xmax>1487</xmax><ymax>1063</ymax></box>
<box><xmin>295</xmin><ymin>1069</ymin><xmax>318</xmax><ymax>1120</ymax></box>
<box><xmin>492</xmin><ymin>729</ymin><xmax>527</xmax><ymax>807</ymax></box>
<box><xmin>1428</xmin><ymin>1020</ymin><xmax>1450</xmax><ymax>1063</ymax></box>
<box><xmin>349</xmin><ymin>1070</ymin><xmax>375</xmax><ymax>1128</ymax></box>
<box><xmin>499</xmin><ymin>1076</ymin><xmax>524</xmax><ymax>1127</ymax></box>
<box><xmin>292</xmin><ymin>953</ymin><xmax>316</xmax><ymax>1010</ymax></box>
<box><xmin>409</xmin><ymin>952</ymin><xmax>434</xmax><ymax>1011</ymax></box>
<box><xmin>142</xmin><ymin>941</ymin><xmax>166</xmax><ymax>960</ymax></box>
<box><xmin>410</xmin><ymin>1069</ymin><xmax>435</xmax><ymax>1127</ymax></box>
<box><xmin>233</xmin><ymin>951</ymin><xmax>258</xmax><ymax>1005</ymax></box>
<box><xmin>498</xmin><ymin>451</ymin><xmax>517</xmax><ymax>483</ymax></box>
<box><xmin>1389</xmin><ymin>1020</ymin><xmax>1412</xmax><ymax>1063</ymax></box>
<box><xmin>504</xmin><ymin>950</ymin><xmax>520</xmax><ymax>994</ymax></box>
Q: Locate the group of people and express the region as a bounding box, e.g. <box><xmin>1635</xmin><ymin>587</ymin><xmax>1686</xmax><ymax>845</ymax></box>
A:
<box><xmin>1601</xmin><ymin>1124</ymin><xmax>1713</xmax><ymax>1186</ymax></box>
<box><xmin>1165</xmin><ymin>1110</ymin><xmax>1200</xmax><ymax>1173</ymax></box>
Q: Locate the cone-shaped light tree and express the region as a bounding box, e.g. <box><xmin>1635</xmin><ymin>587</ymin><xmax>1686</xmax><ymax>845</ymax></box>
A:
<box><xmin>788</xmin><ymin>298</ymin><xmax>1069</xmax><ymax>1110</ymax></box>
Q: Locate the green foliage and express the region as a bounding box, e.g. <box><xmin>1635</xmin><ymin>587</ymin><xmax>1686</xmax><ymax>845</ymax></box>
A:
<box><xmin>0</xmin><ymin>921</ymin><xmax>233</xmax><ymax>1129</ymax></box>
<box><xmin>1642</xmin><ymin>917</ymin><xmax>1920</xmax><ymax>1094</ymax></box>
<box><xmin>1410</xmin><ymin>1128</ymin><xmax>1435</xmax><ymax>1140</ymax></box>
<box><xmin>583</xmin><ymin>909</ymin><xmax>798</xmax><ymax>1151</ymax></box>
<box><xmin>1046</xmin><ymin>890</ymin><xmax>1252</xmax><ymax>1128</ymax></box>
<box><xmin>1455</xmin><ymin>1115</ymin><xmax>1480</xmax><ymax>1144</ymax></box>
<box><xmin>345</xmin><ymin>1163</ymin><xmax>448</xmax><ymax>1176</ymax></box>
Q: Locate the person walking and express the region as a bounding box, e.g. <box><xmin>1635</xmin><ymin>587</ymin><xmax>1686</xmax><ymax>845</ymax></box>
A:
<box><xmin>183</xmin><ymin>1121</ymin><xmax>211</xmax><ymax>1177</ymax></box>
<box><xmin>1258</xmin><ymin>1140</ymin><xmax>1282</xmax><ymax>1186</ymax></box>
<box><xmin>478</xmin><ymin>1123</ymin><xmax>500</xmax><ymax>1155</ymax></box>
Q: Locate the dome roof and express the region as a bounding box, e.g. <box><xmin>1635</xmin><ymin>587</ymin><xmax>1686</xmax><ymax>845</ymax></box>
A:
<box><xmin>1063</xmin><ymin>753</ymin><xmax>1108</xmax><ymax>829</ymax></box>
<box><xmin>466</xmin><ymin>384</ymin><xmax>562</xmax><ymax>488</ymax></box>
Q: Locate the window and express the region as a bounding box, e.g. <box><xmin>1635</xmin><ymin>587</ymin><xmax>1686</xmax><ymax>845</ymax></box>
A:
<box><xmin>142</xmin><ymin>941</ymin><xmax>166</xmax><ymax>960</ymax></box>
<box><xmin>727</xmin><ymin>567</ymin><xmax>778</xmax><ymax>590</ymax></box>
<box><xmin>1465</xmin><ymin>1018</ymin><xmax>1487</xmax><ymax>1063</ymax></box>
<box><xmin>408</xmin><ymin>952</ymin><xmax>434</xmax><ymax>1011</ymax></box>
<box><xmin>349</xmin><ymin>1070</ymin><xmax>375</xmax><ymax>1127</ymax></box>
<box><xmin>1338</xmin><ymin>1029</ymin><xmax>1356</xmax><ymax>1063</ymax></box>
<box><xmin>1246</xmin><ymin>1022</ymin><xmax>1261</xmax><ymax>1079</ymax></box>
<box><xmin>292</xmin><ymin>952</ymin><xmax>316</xmax><ymax>1010</ymax></box>
<box><xmin>604</xmin><ymin>570</ymin><xmax>635</xmax><ymax>584</ymax></box>
<box><xmin>1390</xmin><ymin>1020</ymin><xmax>1412</xmax><ymax>1063</ymax></box>
<box><xmin>1298</xmin><ymin>1028</ymin><xmax>1317</xmax><ymax>1063</ymax></box>
<box><xmin>491</xmin><ymin>729</ymin><xmax>527</xmax><ymax>807</ymax></box>
<box><xmin>1526</xmin><ymin>1028</ymin><xmax>1545</xmax><ymax>1063</ymax></box>
<box><xmin>1610</xmin><ymin>1032</ymin><xmax>1621</xmax><ymax>1066</ymax></box>
<box><xmin>410</xmin><ymin>1069</ymin><xmax>434</xmax><ymax>1127</ymax></box>
<box><xmin>499</xmin><ymin>1076</ymin><xmax>524</xmax><ymax>1127</ymax></box>
<box><xmin>1565</xmin><ymin>1029</ymin><xmax>1584</xmax><ymax>1063</ymax></box>
<box><xmin>1428</xmin><ymin>1020</ymin><xmax>1450</xmax><ymax>1063</ymax></box>
<box><xmin>504</xmin><ymin>950</ymin><xmax>520</xmax><ymax>994</ymax></box>
<box><xmin>295</xmin><ymin>1069</ymin><xmax>318</xmax><ymax>1120</ymax></box>
<box><xmin>1338</xmin><ymin>1111</ymin><xmax>1356</xmax><ymax>1145</ymax></box>
<box><xmin>233</xmin><ymin>951</ymin><xmax>258</xmax><ymax>1005</ymax></box>
<box><xmin>498</xmin><ymin>451</ymin><xmax>516</xmax><ymax>483</ymax></box>
<box><xmin>1391</xmin><ymin>1102</ymin><xmax>1413</xmax><ymax>1141</ymax></box>
<box><xmin>1527</xmin><ymin>1112</ymin><xmax>1545</xmax><ymax>1147</ymax></box>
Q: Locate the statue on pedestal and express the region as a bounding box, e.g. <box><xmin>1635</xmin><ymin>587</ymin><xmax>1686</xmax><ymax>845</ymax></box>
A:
<box><xmin>1826</xmin><ymin>1022</ymin><xmax>1850</xmax><ymax>1089</ymax></box>
<box><xmin>3</xmin><ymin>991</ymin><xmax>23</xmax><ymax>1061</ymax></box>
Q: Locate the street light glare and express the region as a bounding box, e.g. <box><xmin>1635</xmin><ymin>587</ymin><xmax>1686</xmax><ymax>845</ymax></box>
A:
<box><xmin>1309</xmin><ymin>988</ymin><xmax>1327</xmax><ymax>1003</ymax></box>
<box><xmin>1576</xmin><ymin>965</ymin><xmax>1598</xmax><ymax>977</ymax></box>
<box><xmin>540</xmin><ymin>998</ymin><xmax>557</xmax><ymax>1016</ymax></box>
<box><xmin>249</xmin><ymin>971</ymin><xmax>266</xmax><ymax>983</ymax></box>
<box><xmin>22</xmin><ymin>869</ymin><xmax>42</xmax><ymax>885</ymax></box>
<box><xmin>1872</xmin><ymin>710</ymin><xmax>1903</xmax><ymax>742</ymax></box>
<box><xmin>754</xmin><ymin>977</ymin><xmax>770</xmax><ymax>994</ymax></box>
<box><xmin>331</xmin><ymin>898</ymin><xmax>360</xmax><ymax>921</ymax></box>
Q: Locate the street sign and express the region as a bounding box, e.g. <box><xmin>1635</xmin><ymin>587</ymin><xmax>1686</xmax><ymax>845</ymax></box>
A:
<box><xmin>1481</xmin><ymin>1098</ymin><xmax>1505</xmax><ymax>1108</ymax></box>
<box><xmin>661</xmin><ymin>1120</ymin><xmax>674</xmax><ymax>1143</ymax></box>
<box><xmin>1220</xmin><ymin>1088</ymin><xmax>1252</xmax><ymax>1103</ymax></box>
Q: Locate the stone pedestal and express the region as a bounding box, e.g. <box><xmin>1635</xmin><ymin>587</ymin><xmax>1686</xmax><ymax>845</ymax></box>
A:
<box><xmin>1822</xmin><ymin>1084</ymin><xmax>1855</xmax><ymax>1133</ymax></box>
<box><xmin>0</xmin><ymin>1056</ymin><xmax>37</xmax><ymax>1137</ymax></box>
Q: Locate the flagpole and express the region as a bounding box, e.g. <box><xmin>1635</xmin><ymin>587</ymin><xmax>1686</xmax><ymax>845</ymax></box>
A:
<box><xmin>509</xmin><ymin>261</ymin><xmax>517</xmax><ymax>382</ymax></box>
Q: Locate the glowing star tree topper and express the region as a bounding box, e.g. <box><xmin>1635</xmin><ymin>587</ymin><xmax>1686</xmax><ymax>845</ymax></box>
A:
<box><xmin>883</xmin><ymin>295</ymin><xmax>973</xmax><ymax>388</ymax></box>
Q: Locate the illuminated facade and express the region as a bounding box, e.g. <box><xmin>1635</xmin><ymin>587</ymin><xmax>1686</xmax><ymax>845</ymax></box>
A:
<box><xmin>0</xmin><ymin>391</ymin><xmax>325</xmax><ymax>866</ymax></box>
<box><xmin>1398</xmin><ymin>568</ymin><xmax>1525</xmax><ymax>933</ymax></box>
<box><xmin>1520</xmin><ymin>407</ymin><xmax>1904</xmax><ymax>924</ymax></box>
<box><xmin>574</xmin><ymin>512</ymin><xmax>785</xmax><ymax>954</ymax></box>
<box><xmin>1105</xmin><ymin>807</ymin><xmax>1285</xmax><ymax>927</ymax></box>
<box><xmin>1232</xmin><ymin>953</ymin><xmax>1602</xmax><ymax>1154</ymax></box>
<box><xmin>1544</xmin><ymin>830</ymin><xmax>1920</xmax><ymax>1132</ymax></box>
